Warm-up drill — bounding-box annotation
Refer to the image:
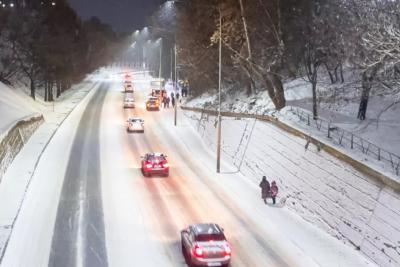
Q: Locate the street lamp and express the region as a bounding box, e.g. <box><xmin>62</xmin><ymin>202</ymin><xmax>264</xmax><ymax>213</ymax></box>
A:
<box><xmin>157</xmin><ymin>38</ymin><xmax>163</xmax><ymax>83</ymax></box>
<box><xmin>174</xmin><ymin>42</ymin><xmax>177</xmax><ymax>126</ymax></box>
<box><xmin>216</xmin><ymin>8</ymin><xmax>222</xmax><ymax>173</ymax></box>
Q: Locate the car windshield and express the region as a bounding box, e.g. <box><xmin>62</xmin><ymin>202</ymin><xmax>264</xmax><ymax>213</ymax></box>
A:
<box><xmin>195</xmin><ymin>234</ymin><xmax>225</xmax><ymax>242</ymax></box>
<box><xmin>147</xmin><ymin>155</ymin><xmax>166</xmax><ymax>162</ymax></box>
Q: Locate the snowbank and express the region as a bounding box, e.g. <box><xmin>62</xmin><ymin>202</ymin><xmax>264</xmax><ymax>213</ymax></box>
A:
<box><xmin>0</xmin><ymin>82</ymin><xmax>45</xmax><ymax>182</ymax></box>
<box><xmin>0</xmin><ymin>82</ymin><xmax>41</xmax><ymax>133</ymax></box>
<box><xmin>183</xmin><ymin>109</ymin><xmax>400</xmax><ymax>267</ymax></box>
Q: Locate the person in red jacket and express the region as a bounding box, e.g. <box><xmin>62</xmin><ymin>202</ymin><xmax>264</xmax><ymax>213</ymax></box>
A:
<box><xmin>270</xmin><ymin>181</ymin><xmax>279</xmax><ymax>205</ymax></box>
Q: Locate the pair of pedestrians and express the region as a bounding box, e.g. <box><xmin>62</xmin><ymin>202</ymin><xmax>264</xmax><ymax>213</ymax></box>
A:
<box><xmin>259</xmin><ymin>176</ymin><xmax>279</xmax><ymax>205</ymax></box>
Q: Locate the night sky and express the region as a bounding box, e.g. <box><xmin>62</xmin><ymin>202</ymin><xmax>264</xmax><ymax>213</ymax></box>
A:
<box><xmin>67</xmin><ymin>0</ymin><xmax>164</xmax><ymax>33</ymax></box>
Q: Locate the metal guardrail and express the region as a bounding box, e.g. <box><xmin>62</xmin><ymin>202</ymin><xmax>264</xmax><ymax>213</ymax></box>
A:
<box><xmin>181</xmin><ymin>105</ymin><xmax>400</xmax><ymax>177</ymax></box>
<box><xmin>288</xmin><ymin>107</ymin><xmax>400</xmax><ymax>176</ymax></box>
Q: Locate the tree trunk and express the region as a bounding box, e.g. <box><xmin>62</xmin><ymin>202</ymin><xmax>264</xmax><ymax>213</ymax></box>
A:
<box><xmin>264</xmin><ymin>73</ymin><xmax>286</xmax><ymax>110</ymax></box>
<box><xmin>57</xmin><ymin>81</ymin><xmax>62</xmax><ymax>98</ymax></box>
<box><xmin>312</xmin><ymin>79</ymin><xmax>318</xmax><ymax>120</ymax></box>
<box><xmin>44</xmin><ymin>81</ymin><xmax>48</xmax><ymax>102</ymax></box>
<box><xmin>30</xmin><ymin>77</ymin><xmax>35</xmax><ymax>100</ymax></box>
<box><xmin>334</xmin><ymin>64</ymin><xmax>340</xmax><ymax>83</ymax></box>
<box><xmin>48</xmin><ymin>81</ymin><xmax>54</xmax><ymax>102</ymax></box>
<box><xmin>324</xmin><ymin>63</ymin><xmax>335</xmax><ymax>84</ymax></box>
<box><xmin>339</xmin><ymin>63</ymin><xmax>344</xmax><ymax>83</ymax></box>
<box><xmin>357</xmin><ymin>71</ymin><xmax>374</xmax><ymax>120</ymax></box>
<box><xmin>245</xmin><ymin>77</ymin><xmax>252</xmax><ymax>96</ymax></box>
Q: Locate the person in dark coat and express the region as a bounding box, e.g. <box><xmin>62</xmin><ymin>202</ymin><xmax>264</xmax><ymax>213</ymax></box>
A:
<box><xmin>259</xmin><ymin>176</ymin><xmax>270</xmax><ymax>204</ymax></box>
<box><xmin>270</xmin><ymin>181</ymin><xmax>279</xmax><ymax>205</ymax></box>
<box><xmin>166</xmin><ymin>97</ymin><xmax>170</xmax><ymax>108</ymax></box>
<box><xmin>163</xmin><ymin>96</ymin><xmax>167</xmax><ymax>108</ymax></box>
<box><xmin>171</xmin><ymin>96</ymin><xmax>176</xmax><ymax>108</ymax></box>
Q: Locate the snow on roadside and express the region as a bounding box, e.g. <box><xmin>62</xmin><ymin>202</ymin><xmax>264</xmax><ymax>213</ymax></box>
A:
<box><xmin>185</xmin><ymin>76</ymin><xmax>400</xmax><ymax>181</ymax></box>
<box><xmin>182</xmin><ymin>109</ymin><xmax>397</xmax><ymax>266</ymax></box>
<box><xmin>0</xmin><ymin>82</ymin><xmax>42</xmax><ymax>135</ymax></box>
<box><xmin>0</xmin><ymin>70</ymin><xmax>110</xmax><ymax>262</ymax></box>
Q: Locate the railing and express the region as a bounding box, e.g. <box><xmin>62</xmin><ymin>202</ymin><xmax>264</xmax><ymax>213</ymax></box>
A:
<box><xmin>181</xmin><ymin>105</ymin><xmax>400</xmax><ymax>177</ymax></box>
<box><xmin>288</xmin><ymin>107</ymin><xmax>400</xmax><ymax>176</ymax></box>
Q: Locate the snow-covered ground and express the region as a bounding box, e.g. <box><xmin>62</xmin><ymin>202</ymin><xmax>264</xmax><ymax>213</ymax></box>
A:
<box><xmin>0</xmin><ymin>82</ymin><xmax>41</xmax><ymax>135</ymax></box>
<box><xmin>0</xmin><ymin>82</ymin><xmax>41</xmax><ymax>146</ymax></box>
<box><xmin>185</xmin><ymin>72</ymin><xmax>400</xmax><ymax>179</ymax></box>
<box><xmin>184</xmin><ymin>70</ymin><xmax>400</xmax><ymax>266</ymax></box>
<box><xmin>0</xmin><ymin>68</ymin><xmax>110</xmax><ymax>261</ymax></box>
<box><xmin>0</xmin><ymin>68</ymin><xmax>378</xmax><ymax>267</ymax></box>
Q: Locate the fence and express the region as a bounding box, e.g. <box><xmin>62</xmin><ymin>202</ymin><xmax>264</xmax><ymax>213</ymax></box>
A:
<box><xmin>288</xmin><ymin>107</ymin><xmax>400</xmax><ymax>176</ymax></box>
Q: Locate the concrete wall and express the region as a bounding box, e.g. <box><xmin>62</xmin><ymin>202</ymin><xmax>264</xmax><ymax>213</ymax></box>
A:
<box><xmin>184</xmin><ymin>110</ymin><xmax>400</xmax><ymax>267</ymax></box>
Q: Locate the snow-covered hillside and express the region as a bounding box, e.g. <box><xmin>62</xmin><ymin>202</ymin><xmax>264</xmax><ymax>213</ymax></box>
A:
<box><xmin>186</xmin><ymin>73</ymin><xmax>400</xmax><ymax>155</ymax></box>
<box><xmin>183</xmin><ymin>71</ymin><xmax>400</xmax><ymax>266</ymax></box>
<box><xmin>185</xmin><ymin>72</ymin><xmax>400</xmax><ymax>178</ymax></box>
<box><xmin>183</xmin><ymin>109</ymin><xmax>400</xmax><ymax>267</ymax></box>
<box><xmin>0</xmin><ymin>82</ymin><xmax>42</xmax><ymax>135</ymax></box>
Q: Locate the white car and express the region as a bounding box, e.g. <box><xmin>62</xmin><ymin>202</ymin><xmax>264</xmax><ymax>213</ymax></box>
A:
<box><xmin>127</xmin><ymin>118</ymin><xmax>144</xmax><ymax>133</ymax></box>
<box><xmin>124</xmin><ymin>97</ymin><xmax>135</xmax><ymax>108</ymax></box>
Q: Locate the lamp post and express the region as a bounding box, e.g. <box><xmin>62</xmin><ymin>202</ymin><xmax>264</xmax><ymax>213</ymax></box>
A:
<box><xmin>158</xmin><ymin>38</ymin><xmax>162</xmax><ymax>80</ymax></box>
<box><xmin>174</xmin><ymin>42</ymin><xmax>178</xmax><ymax>126</ymax></box>
<box><xmin>216</xmin><ymin>8</ymin><xmax>222</xmax><ymax>173</ymax></box>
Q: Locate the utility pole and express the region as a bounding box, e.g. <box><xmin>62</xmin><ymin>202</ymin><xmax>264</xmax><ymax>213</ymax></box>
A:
<box><xmin>216</xmin><ymin>8</ymin><xmax>222</xmax><ymax>173</ymax></box>
<box><xmin>174</xmin><ymin>42</ymin><xmax>178</xmax><ymax>126</ymax></box>
<box><xmin>170</xmin><ymin>47</ymin><xmax>173</xmax><ymax>80</ymax></box>
<box><xmin>159</xmin><ymin>38</ymin><xmax>163</xmax><ymax>91</ymax></box>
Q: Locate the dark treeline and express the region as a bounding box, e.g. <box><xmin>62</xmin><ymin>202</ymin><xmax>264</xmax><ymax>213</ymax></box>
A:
<box><xmin>0</xmin><ymin>0</ymin><xmax>122</xmax><ymax>100</ymax></box>
<box><xmin>151</xmin><ymin>0</ymin><xmax>400</xmax><ymax>120</ymax></box>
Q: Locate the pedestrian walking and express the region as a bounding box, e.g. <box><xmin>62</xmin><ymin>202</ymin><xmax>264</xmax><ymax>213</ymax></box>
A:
<box><xmin>259</xmin><ymin>176</ymin><xmax>270</xmax><ymax>204</ymax></box>
<box><xmin>163</xmin><ymin>97</ymin><xmax>167</xmax><ymax>108</ymax></box>
<box><xmin>171</xmin><ymin>96</ymin><xmax>176</xmax><ymax>108</ymax></box>
<box><xmin>270</xmin><ymin>181</ymin><xmax>279</xmax><ymax>205</ymax></box>
<box><xmin>176</xmin><ymin>92</ymin><xmax>180</xmax><ymax>103</ymax></box>
<box><xmin>170</xmin><ymin>92</ymin><xmax>175</xmax><ymax>99</ymax></box>
<box><xmin>166</xmin><ymin>97</ymin><xmax>170</xmax><ymax>108</ymax></box>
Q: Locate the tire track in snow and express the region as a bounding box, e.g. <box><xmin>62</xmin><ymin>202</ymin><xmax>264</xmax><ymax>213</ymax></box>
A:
<box><xmin>151</xmin><ymin>108</ymin><xmax>291</xmax><ymax>267</ymax></box>
<box><xmin>49</xmin><ymin>83</ymin><xmax>108</xmax><ymax>267</ymax></box>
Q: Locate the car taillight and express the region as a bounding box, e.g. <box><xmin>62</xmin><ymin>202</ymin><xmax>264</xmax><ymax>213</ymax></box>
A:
<box><xmin>193</xmin><ymin>245</ymin><xmax>204</xmax><ymax>258</ymax></box>
<box><xmin>145</xmin><ymin>163</ymin><xmax>153</xmax><ymax>169</ymax></box>
<box><xmin>223</xmin><ymin>244</ymin><xmax>231</xmax><ymax>256</ymax></box>
<box><xmin>162</xmin><ymin>163</ymin><xmax>169</xmax><ymax>168</ymax></box>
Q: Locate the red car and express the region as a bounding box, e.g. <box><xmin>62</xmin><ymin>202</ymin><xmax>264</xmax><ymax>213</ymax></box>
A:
<box><xmin>141</xmin><ymin>153</ymin><xmax>169</xmax><ymax>177</ymax></box>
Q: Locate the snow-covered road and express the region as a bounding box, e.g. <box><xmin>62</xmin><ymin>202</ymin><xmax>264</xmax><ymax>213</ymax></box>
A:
<box><xmin>0</xmin><ymin>70</ymin><xmax>376</xmax><ymax>267</ymax></box>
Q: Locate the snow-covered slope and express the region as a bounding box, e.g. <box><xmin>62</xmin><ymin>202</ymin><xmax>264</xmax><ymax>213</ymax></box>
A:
<box><xmin>186</xmin><ymin>73</ymin><xmax>400</xmax><ymax>156</ymax></box>
<box><xmin>183</xmin><ymin>110</ymin><xmax>400</xmax><ymax>267</ymax></box>
<box><xmin>0</xmin><ymin>82</ymin><xmax>42</xmax><ymax>134</ymax></box>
